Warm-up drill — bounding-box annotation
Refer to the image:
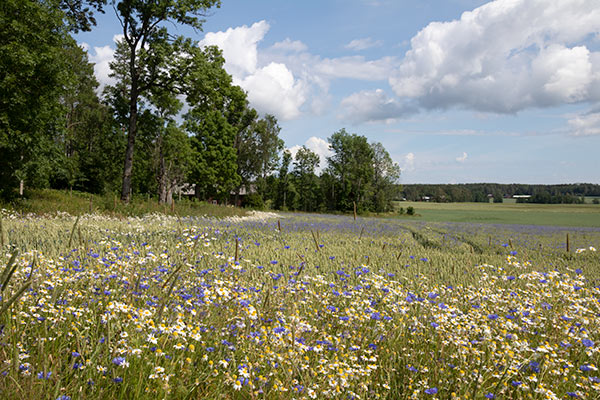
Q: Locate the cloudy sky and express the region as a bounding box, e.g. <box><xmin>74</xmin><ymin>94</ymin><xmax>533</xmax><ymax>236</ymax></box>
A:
<box><xmin>75</xmin><ymin>0</ymin><xmax>600</xmax><ymax>184</ymax></box>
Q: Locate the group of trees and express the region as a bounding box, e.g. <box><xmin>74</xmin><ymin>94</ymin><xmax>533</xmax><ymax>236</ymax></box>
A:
<box><xmin>402</xmin><ymin>183</ymin><xmax>600</xmax><ymax>203</ymax></box>
<box><xmin>1</xmin><ymin>0</ymin><xmax>401</xmax><ymax>213</ymax></box>
<box><xmin>261</xmin><ymin>129</ymin><xmax>400</xmax><ymax>213</ymax></box>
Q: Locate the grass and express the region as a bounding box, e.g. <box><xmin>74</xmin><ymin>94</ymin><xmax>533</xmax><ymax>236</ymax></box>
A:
<box><xmin>1</xmin><ymin>189</ymin><xmax>247</xmax><ymax>219</ymax></box>
<box><xmin>393</xmin><ymin>201</ymin><xmax>600</xmax><ymax>227</ymax></box>
<box><xmin>0</xmin><ymin>209</ymin><xmax>598</xmax><ymax>399</ymax></box>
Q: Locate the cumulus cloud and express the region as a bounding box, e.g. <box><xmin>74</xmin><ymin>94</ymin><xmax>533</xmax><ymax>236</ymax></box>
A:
<box><xmin>402</xmin><ymin>152</ymin><xmax>415</xmax><ymax>172</ymax></box>
<box><xmin>345</xmin><ymin>37</ymin><xmax>383</xmax><ymax>51</ymax></box>
<box><xmin>87</xmin><ymin>44</ymin><xmax>117</xmax><ymax>91</ymax></box>
<box><xmin>339</xmin><ymin>89</ymin><xmax>417</xmax><ymax>123</ymax></box>
<box><xmin>456</xmin><ymin>152</ymin><xmax>468</xmax><ymax>162</ymax></box>
<box><xmin>287</xmin><ymin>136</ymin><xmax>333</xmax><ymax>172</ymax></box>
<box><xmin>200</xmin><ymin>21</ymin><xmax>308</xmax><ymax>121</ymax></box>
<box><xmin>389</xmin><ymin>0</ymin><xmax>600</xmax><ymax>113</ymax></box>
<box><xmin>271</xmin><ymin>38</ymin><xmax>308</xmax><ymax>53</ymax></box>
<box><xmin>568</xmin><ymin>108</ymin><xmax>600</xmax><ymax>136</ymax></box>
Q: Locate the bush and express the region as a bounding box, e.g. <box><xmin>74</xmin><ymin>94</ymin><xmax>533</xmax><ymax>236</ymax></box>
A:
<box><xmin>406</xmin><ymin>206</ymin><xmax>415</xmax><ymax>215</ymax></box>
<box><xmin>398</xmin><ymin>207</ymin><xmax>405</xmax><ymax>215</ymax></box>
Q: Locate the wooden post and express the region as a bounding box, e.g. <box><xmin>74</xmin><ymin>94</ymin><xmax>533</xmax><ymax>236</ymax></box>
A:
<box><xmin>509</xmin><ymin>239</ymin><xmax>513</xmax><ymax>249</ymax></box>
<box><xmin>114</xmin><ymin>194</ymin><xmax>117</xmax><ymax>210</ymax></box>
<box><xmin>0</xmin><ymin>217</ymin><xmax>4</xmax><ymax>248</ymax></box>
<box><xmin>278</xmin><ymin>220</ymin><xmax>281</xmax><ymax>232</ymax></box>
<box><xmin>353</xmin><ymin>201</ymin><xmax>357</xmax><ymax>221</ymax></box>
<box><xmin>235</xmin><ymin>237</ymin><xmax>239</xmax><ymax>262</ymax></box>
<box><xmin>488</xmin><ymin>236</ymin><xmax>491</xmax><ymax>246</ymax></box>
<box><xmin>566</xmin><ymin>233</ymin><xmax>570</xmax><ymax>252</ymax></box>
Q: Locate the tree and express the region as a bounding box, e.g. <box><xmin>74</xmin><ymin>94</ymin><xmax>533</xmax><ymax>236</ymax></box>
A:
<box><xmin>326</xmin><ymin>129</ymin><xmax>374</xmax><ymax>212</ymax></box>
<box><xmin>293</xmin><ymin>146</ymin><xmax>320</xmax><ymax>211</ymax></box>
<box><xmin>111</xmin><ymin>0</ymin><xmax>221</xmax><ymax>202</ymax></box>
<box><xmin>0</xmin><ymin>0</ymin><xmax>71</xmax><ymax>198</ymax></box>
<box><xmin>51</xmin><ymin>39</ymin><xmax>123</xmax><ymax>194</ymax></box>
<box><xmin>275</xmin><ymin>150</ymin><xmax>292</xmax><ymax>210</ymax></box>
<box><xmin>370</xmin><ymin>142</ymin><xmax>400</xmax><ymax>212</ymax></box>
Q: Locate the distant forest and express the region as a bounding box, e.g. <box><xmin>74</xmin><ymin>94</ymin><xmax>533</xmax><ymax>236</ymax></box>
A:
<box><xmin>401</xmin><ymin>183</ymin><xmax>600</xmax><ymax>204</ymax></box>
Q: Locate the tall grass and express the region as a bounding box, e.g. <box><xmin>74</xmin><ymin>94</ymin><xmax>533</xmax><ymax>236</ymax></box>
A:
<box><xmin>3</xmin><ymin>189</ymin><xmax>247</xmax><ymax>219</ymax></box>
<box><xmin>0</xmin><ymin>211</ymin><xmax>598</xmax><ymax>399</ymax></box>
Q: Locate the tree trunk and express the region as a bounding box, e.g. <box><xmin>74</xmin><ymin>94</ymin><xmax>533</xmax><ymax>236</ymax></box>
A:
<box><xmin>121</xmin><ymin>54</ymin><xmax>139</xmax><ymax>203</ymax></box>
<box><xmin>157</xmin><ymin>136</ymin><xmax>168</xmax><ymax>204</ymax></box>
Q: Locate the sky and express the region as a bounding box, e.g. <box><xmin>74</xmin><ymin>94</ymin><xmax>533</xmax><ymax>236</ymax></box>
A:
<box><xmin>75</xmin><ymin>0</ymin><xmax>600</xmax><ymax>184</ymax></box>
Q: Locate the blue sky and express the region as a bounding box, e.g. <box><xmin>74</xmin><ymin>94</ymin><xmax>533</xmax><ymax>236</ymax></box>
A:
<box><xmin>75</xmin><ymin>0</ymin><xmax>600</xmax><ymax>184</ymax></box>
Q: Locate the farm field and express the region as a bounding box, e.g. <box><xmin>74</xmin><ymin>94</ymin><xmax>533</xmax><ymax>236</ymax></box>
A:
<box><xmin>394</xmin><ymin>201</ymin><xmax>600</xmax><ymax>227</ymax></box>
<box><xmin>0</xmin><ymin>210</ymin><xmax>599</xmax><ymax>399</ymax></box>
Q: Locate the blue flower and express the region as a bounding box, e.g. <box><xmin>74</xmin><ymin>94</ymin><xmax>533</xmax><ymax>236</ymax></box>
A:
<box><xmin>112</xmin><ymin>357</ymin><xmax>126</xmax><ymax>366</ymax></box>
<box><xmin>488</xmin><ymin>314</ymin><xmax>498</xmax><ymax>320</ymax></box>
<box><xmin>424</xmin><ymin>387</ymin><xmax>438</xmax><ymax>395</ymax></box>
<box><xmin>582</xmin><ymin>339</ymin><xmax>594</xmax><ymax>347</ymax></box>
<box><xmin>484</xmin><ymin>394</ymin><xmax>495</xmax><ymax>399</ymax></box>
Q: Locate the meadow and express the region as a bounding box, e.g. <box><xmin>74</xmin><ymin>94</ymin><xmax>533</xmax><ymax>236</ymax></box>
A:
<box><xmin>394</xmin><ymin>201</ymin><xmax>600</xmax><ymax>227</ymax></box>
<box><xmin>0</xmin><ymin>209</ymin><xmax>599</xmax><ymax>399</ymax></box>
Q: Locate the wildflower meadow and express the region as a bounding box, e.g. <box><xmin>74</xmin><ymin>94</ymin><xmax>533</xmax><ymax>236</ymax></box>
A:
<box><xmin>0</xmin><ymin>210</ymin><xmax>599</xmax><ymax>399</ymax></box>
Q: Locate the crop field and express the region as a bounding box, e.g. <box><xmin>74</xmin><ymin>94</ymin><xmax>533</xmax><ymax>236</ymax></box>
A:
<box><xmin>0</xmin><ymin>210</ymin><xmax>599</xmax><ymax>399</ymax></box>
<box><xmin>394</xmin><ymin>201</ymin><xmax>600</xmax><ymax>227</ymax></box>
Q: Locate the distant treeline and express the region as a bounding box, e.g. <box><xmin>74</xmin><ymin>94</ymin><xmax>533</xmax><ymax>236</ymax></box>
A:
<box><xmin>401</xmin><ymin>183</ymin><xmax>600</xmax><ymax>204</ymax></box>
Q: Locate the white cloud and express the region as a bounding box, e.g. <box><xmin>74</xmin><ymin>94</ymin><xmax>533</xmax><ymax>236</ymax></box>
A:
<box><xmin>339</xmin><ymin>89</ymin><xmax>417</xmax><ymax>123</ymax></box>
<box><xmin>287</xmin><ymin>136</ymin><xmax>333</xmax><ymax>172</ymax></box>
<box><xmin>402</xmin><ymin>152</ymin><xmax>415</xmax><ymax>172</ymax></box>
<box><xmin>240</xmin><ymin>62</ymin><xmax>307</xmax><ymax>120</ymax></box>
<box><xmin>314</xmin><ymin>56</ymin><xmax>397</xmax><ymax>81</ymax></box>
<box><xmin>456</xmin><ymin>152</ymin><xmax>468</xmax><ymax>162</ymax></box>
<box><xmin>199</xmin><ymin>21</ymin><xmax>268</xmax><ymax>77</ymax></box>
<box><xmin>200</xmin><ymin>21</ymin><xmax>307</xmax><ymax>121</ymax></box>
<box><xmin>568</xmin><ymin>108</ymin><xmax>600</xmax><ymax>136</ymax></box>
<box><xmin>345</xmin><ymin>37</ymin><xmax>383</xmax><ymax>51</ymax></box>
<box><xmin>88</xmin><ymin>45</ymin><xmax>116</xmax><ymax>91</ymax></box>
<box><xmin>389</xmin><ymin>0</ymin><xmax>600</xmax><ymax>113</ymax></box>
<box><xmin>271</xmin><ymin>38</ymin><xmax>308</xmax><ymax>53</ymax></box>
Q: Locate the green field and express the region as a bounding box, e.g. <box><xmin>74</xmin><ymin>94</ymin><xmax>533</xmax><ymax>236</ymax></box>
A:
<box><xmin>0</xmin><ymin>209</ymin><xmax>599</xmax><ymax>399</ymax></box>
<box><xmin>395</xmin><ymin>201</ymin><xmax>600</xmax><ymax>227</ymax></box>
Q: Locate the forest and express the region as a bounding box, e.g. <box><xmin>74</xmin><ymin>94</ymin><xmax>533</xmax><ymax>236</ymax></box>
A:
<box><xmin>0</xmin><ymin>0</ymin><xmax>400</xmax><ymax>213</ymax></box>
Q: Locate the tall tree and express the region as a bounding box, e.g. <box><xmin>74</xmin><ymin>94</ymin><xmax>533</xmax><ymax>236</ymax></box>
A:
<box><xmin>275</xmin><ymin>150</ymin><xmax>292</xmax><ymax>210</ymax></box>
<box><xmin>0</xmin><ymin>0</ymin><xmax>70</xmax><ymax>198</ymax></box>
<box><xmin>370</xmin><ymin>142</ymin><xmax>400</xmax><ymax>212</ymax></box>
<box><xmin>293</xmin><ymin>146</ymin><xmax>320</xmax><ymax>211</ymax></box>
<box><xmin>111</xmin><ymin>0</ymin><xmax>221</xmax><ymax>202</ymax></box>
<box><xmin>326</xmin><ymin>129</ymin><xmax>374</xmax><ymax>212</ymax></box>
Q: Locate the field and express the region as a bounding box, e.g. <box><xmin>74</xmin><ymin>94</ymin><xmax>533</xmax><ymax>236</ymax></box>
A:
<box><xmin>395</xmin><ymin>201</ymin><xmax>600</xmax><ymax>227</ymax></box>
<box><xmin>0</xmin><ymin>209</ymin><xmax>599</xmax><ymax>399</ymax></box>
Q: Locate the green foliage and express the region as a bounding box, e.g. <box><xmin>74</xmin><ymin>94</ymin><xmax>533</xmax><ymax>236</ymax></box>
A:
<box><xmin>406</xmin><ymin>206</ymin><xmax>415</xmax><ymax>215</ymax></box>
<box><xmin>293</xmin><ymin>146</ymin><xmax>320</xmax><ymax>211</ymax></box>
<box><xmin>2</xmin><ymin>188</ymin><xmax>247</xmax><ymax>218</ymax></box>
<box><xmin>109</xmin><ymin>0</ymin><xmax>221</xmax><ymax>201</ymax></box>
<box><xmin>326</xmin><ymin>129</ymin><xmax>375</xmax><ymax>212</ymax></box>
<box><xmin>0</xmin><ymin>0</ymin><xmax>72</xmax><ymax>198</ymax></box>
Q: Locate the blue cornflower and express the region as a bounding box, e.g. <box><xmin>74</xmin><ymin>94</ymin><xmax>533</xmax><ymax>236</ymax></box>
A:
<box><xmin>37</xmin><ymin>371</ymin><xmax>52</xmax><ymax>379</ymax></box>
<box><xmin>113</xmin><ymin>377</ymin><xmax>123</xmax><ymax>383</ymax></box>
<box><xmin>484</xmin><ymin>394</ymin><xmax>495</xmax><ymax>399</ymax></box>
<box><xmin>582</xmin><ymin>339</ymin><xmax>594</xmax><ymax>347</ymax></box>
<box><xmin>488</xmin><ymin>313</ymin><xmax>498</xmax><ymax>320</ymax></box>
<box><xmin>424</xmin><ymin>387</ymin><xmax>438</xmax><ymax>395</ymax></box>
<box><xmin>580</xmin><ymin>365</ymin><xmax>592</xmax><ymax>372</ymax></box>
<box><xmin>370</xmin><ymin>312</ymin><xmax>382</xmax><ymax>320</ymax></box>
<box><xmin>511</xmin><ymin>380</ymin><xmax>522</xmax><ymax>386</ymax></box>
<box><xmin>56</xmin><ymin>396</ymin><xmax>71</xmax><ymax>400</ymax></box>
<box><xmin>112</xmin><ymin>357</ymin><xmax>126</xmax><ymax>366</ymax></box>
<box><xmin>71</xmin><ymin>351</ymin><xmax>80</xmax><ymax>357</ymax></box>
